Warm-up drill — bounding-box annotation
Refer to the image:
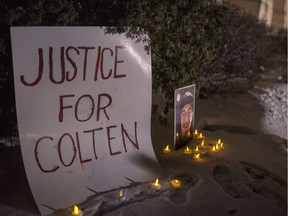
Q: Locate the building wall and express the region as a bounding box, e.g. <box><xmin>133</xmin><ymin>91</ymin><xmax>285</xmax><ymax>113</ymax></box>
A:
<box><xmin>229</xmin><ymin>0</ymin><xmax>287</xmax><ymax>30</ymax></box>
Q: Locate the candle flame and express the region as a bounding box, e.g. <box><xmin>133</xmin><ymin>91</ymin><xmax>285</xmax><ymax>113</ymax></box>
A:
<box><xmin>194</xmin><ymin>129</ymin><xmax>198</xmax><ymax>135</ymax></box>
<box><xmin>212</xmin><ymin>146</ymin><xmax>216</xmax><ymax>151</ymax></box>
<box><xmin>154</xmin><ymin>178</ymin><xmax>159</xmax><ymax>186</ymax></box>
<box><xmin>199</xmin><ymin>133</ymin><xmax>203</xmax><ymax>139</ymax></box>
<box><xmin>195</xmin><ymin>146</ymin><xmax>199</xmax><ymax>151</ymax></box>
<box><xmin>216</xmin><ymin>144</ymin><xmax>219</xmax><ymax>150</ymax></box>
<box><xmin>201</xmin><ymin>140</ymin><xmax>205</xmax><ymax>146</ymax></box>
<box><xmin>195</xmin><ymin>153</ymin><xmax>200</xmax><ymax>159</ymax></box>
<box><xmin>165</xmin><ymin>145</ymin><xmax>169</xmax><ymax>151</ymax></box>
<box><xmin>176</xmin><ymin>132</ymin><xmax>179</xmax><ymax>137</ymax></box>
<box><xmin>73</xmin><ymin>205</ymin><xmax>80</xmax><ymax>215</ymax></box>
<box><xmin>174</xmin><ymin>179</ymin><xmax>179</xmax><ymax>183</ymax></box>
<box><xmin>119</xmin><ymin>189</ymin><xmax>123</xmax><ymax>197</ymax></box>
<box><xmin>221</xmin><ymin>142</ymin><xmax>224</xmax><ymax>148</ymax></box>
<box><xmin>217</xmin><ymin>139</ymin><xmax>221</xmax><ymax>144</ymax></box>
<box><xmin>186</xmin><ymin>146</ymin><xmax>190</xmax><ymax>151</ymax></box>
<box><xmin>188</xmin><ymin>131</ymin><xmax>190</xmax><ymax>136</ymax></box>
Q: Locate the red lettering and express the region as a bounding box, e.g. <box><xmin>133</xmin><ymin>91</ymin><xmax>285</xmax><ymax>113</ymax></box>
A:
<box><xmin>20</xmin><ymin>48</ymin><xmax>43</xmax><ymax>86</ymax></box>
<box><xmin>34</xmin><ymin>136</ymin><xmax>59</xmax><ymax>173</ymax></box>
<box><xmin>59</xmin><ymin>95</ymin><xmax>75</xmax><ymax>122</ymax></box>
<box><xmin>49</xmin><ymin>47</ymin><xmax>65</xmax><ymax>84</ymax></box>
<box><xmin>101</xmin><ymin>48</ymin><xmax>113</xmax><ymax>79</ymax></box>
<box><xmin>57</xmin><ymin>133</ymin><xmax>77</xmax><ymax>167</ymax></box>
<box><xmin>78</xmin><ymin>47</ymin><xmax>95</xmax><ymax>81</ymax></box>
<box><xmin>121</xmin><ymin>121</ymin><xmax>139</xmax><ymax>152</ymax></box>
<box><xmin>83</xmin><ymin>127</ymin><xmax>103</xmax><ymax>160</ymax></box>
<box><xmin>75</xmin><ymin>94</ymin><xmax>95</xmax><ymax>122</ymax></box>
<box><xmin>114</xmin><ymin>45</ymin><xmax>127</xmax><ymax>78</ymax></box>
<box><xmin>94</xmin><ymin>46</ymin><xmax>102</xmax><ymax>81</ymax></box>
<box><xmin>75</xmin><ymin>132</ymin><xmax>92</xmax><ymax>164</ymax></box>
<box><xmin>96</xmin><ymin>93</ymin><xmax>112</xmax><ymax>121</ymax></box>
<box><xmin>66</xmin><ymin>46</ymin><xmax>79</xmax><ymax>81</ymax></box>
<box><xmin>107</xmin><ymin>125</ymin><xmax>121</xmax><ymax>155</ymax></box>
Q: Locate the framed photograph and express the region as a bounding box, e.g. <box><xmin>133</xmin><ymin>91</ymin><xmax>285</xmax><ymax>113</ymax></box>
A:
<box><xmin>174</xmin><ymin>84</ymin><xmax>196</xmax><ymax>150</ymax></box>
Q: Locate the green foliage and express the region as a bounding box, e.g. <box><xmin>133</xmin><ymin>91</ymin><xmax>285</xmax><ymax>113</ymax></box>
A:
<box><xmin>106</xmin><ymin>0</ymin><xmax>227</xmax><ymax>110</ymax></box>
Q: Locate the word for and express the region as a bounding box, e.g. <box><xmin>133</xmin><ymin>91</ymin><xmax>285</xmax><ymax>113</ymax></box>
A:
<box><xmin>59</xmin><ymin>93</ymin><xmax>112</xmax><ymax>123</ymax></box>
<box><xmin>34</xmin><ymin>122</ymin><xmax>139</xmax><ymax>173</ymax></box>
<box><xmin>20</xmin><ymin>45</ymin><xmax>127</xmax><ymax>86</ymax></box>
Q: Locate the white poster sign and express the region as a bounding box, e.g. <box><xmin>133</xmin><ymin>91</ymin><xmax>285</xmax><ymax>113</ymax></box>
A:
<box><xmin>11</xmin><ymin>27</ymin><xmax>162</xmax><ymax>215</ymax></box>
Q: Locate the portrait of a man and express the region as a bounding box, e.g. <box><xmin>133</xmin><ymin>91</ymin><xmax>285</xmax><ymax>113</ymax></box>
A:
<box><xmin>174</xmin><ymin>84</ymin><xmax>195</xmax><ymax>150</ymax></box>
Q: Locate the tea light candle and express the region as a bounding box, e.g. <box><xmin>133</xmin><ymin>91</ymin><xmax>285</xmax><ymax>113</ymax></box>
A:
<box><xmin>119</xmin><ymin>189</ymin><xmax>127</xmax><ymax>202</ymax></box>
<box><xmin>163</xmin><ymin>145</ymin><xmax>171</xmax><ymax>154</ymax></box>
<box><xmin>201</xmin><ymin>139</ymin><xmax>205</xmax><ymax>146</ymax></box>
<box><xmin>184</xmin><ymin>146</ymin><xmax>192</xmax><ymax>154</ymax></box>
<box><xmin>72</xmin><ymin>205</ymin><xmax>82</xmax><ymax>216</ymax></box>
<box><xmin>212</xmin><ymin>146</ymin><xmax>216</xmax><ymax>152</ymax></box>
<box><xmin>170</xmin><ymin>179</ymin><xmax>181</xmax><ymax>189</ymax></box>
<box><xmin>151</xmin><ymin>178</ymin><xmax>161</xmax><ymax>190</ymax></box>
<box><xmin>194</xmin><ymin>153</ymin><xmax>200</xmax><ymax>159</ymax></box>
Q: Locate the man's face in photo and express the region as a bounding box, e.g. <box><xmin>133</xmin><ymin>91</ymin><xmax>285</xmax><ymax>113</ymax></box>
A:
<box><xmin>180</xmin><ymin>103</ymin><xmax>192</xmax><ymax>136</ymax></box>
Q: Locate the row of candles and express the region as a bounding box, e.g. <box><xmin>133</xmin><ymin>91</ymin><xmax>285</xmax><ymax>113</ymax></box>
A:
<box><xmin>71</xmin><ymin>130</ymin><xmax>224</xmax><ymax>215</ymax></box>
<box><xmin>71</xmin><ymin>178</ymin><xmax>183</xmax><ymax>215</ymax></box>
<box><xmin>163</xmin><ymin>129</ymin><xmax>225</xmax><ymax>159</ymax></box>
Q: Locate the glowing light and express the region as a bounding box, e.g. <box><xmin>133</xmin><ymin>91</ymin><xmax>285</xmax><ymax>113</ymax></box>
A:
<box><xmin>72</xmin><ymin>205</ymin><xmax>82</xmax><ymax>216</ymax></box>
<box><xmin>188</xmin><ymin>131</ymin><xmax>191</xmax><ymax>137</ymax></box>
<box><xmin>216</xmin><ymin>144</ymin><xmax>220</xmax><ymax>150</ymax></box>
<box><xmin>194</xmin><ymin>129</ymin><xmax>198</xmax><ymax>135</ymax></box>
<box><xmin>194</xmin><ymin>153</ymin><xmax>200</xmax><ymax>159</ymax></box>
<box><xmin>217</xmin><ymin>139</ymin><xmax>221</xmax><ymax>144</ymax></box>
<box><xmin>195</xmin><ymin>146</ymin><xmax>199</xmax><ymax>152</ymax></box>
<box><xmin>176</xmin><ymin>132</ymin><xmax>179</xmax><ymax>138</ymax></box>
<box><xmin>212</xmin><ymin>146</ymin><xmax>216</xmax><ymax>152</ymax></box>
<box><xmin>184</xmin><ymin>146</ymin><xmax>192</xmax><ymax>154</ymax></box>
<box><xmin>119</xmin><ymin>189</ymin><xmax>123</xmax><ymax>197</ymax></box>
<box><xmin>152</xmin><ymin>178</ymin><xmax>161</xmax><ymax>190</ymax></box>
<box><xmin>199</xmin><ymin>133</ymin><xmax>203</xmax><ymax>139</ymax></box>
<box><xmin>201</xmin><ymin>140</ymin><xmax>205</xmax><ymax>146</ymax></box>
<box><xmin>170</xmin><ymin>179</ymin><xmax>181</xmax><ymax>189</ymax></box>
<box><xmin>163</xmin><ymin>145</ymin><xmax>171</xmax><ymax>154</ymax></box>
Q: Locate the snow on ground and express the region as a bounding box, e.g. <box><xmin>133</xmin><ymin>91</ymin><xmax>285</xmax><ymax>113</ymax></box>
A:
<box><xmin>0</xmin><ymin>69</ymin><xmax>286</xmax><ymax>216</ymax></box>
<box><xmin>249</xmin><ymin>83</ymin><xmax>287</xmax><ymax>139</ymax></box>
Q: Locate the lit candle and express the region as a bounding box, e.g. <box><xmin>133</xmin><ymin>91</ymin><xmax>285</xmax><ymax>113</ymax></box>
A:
<box><xmin>220</xmin><ymin>142</ymin><xmax>224</xmax><ymax>148</ymax></box>
<box><xmin>195</xmin><ymin>145</ymin><xmax>199</xmax><ymax>152</ymax></box>
<box><xmin>170</xmin><ymin>179</ymin><xmax>181</xmax><ymax>189</ymax></box>
<box><xmin>212</xmin><ymin>146</ymin><xmax>216</xmax><ymax>152</ymax></box>
<box><xmin>216</xmin><ymin>144</ymin><xmax>220</xmax><ymax>150</ymax></box>
<box><xmin>217</xmin><ymin>139</ymin><xmax>221</xmax><ymax>144</ymax></box>
<box><xmin>184</xmin><ymin>146</ymin><xmax>192</xmax><ymax>154</ymax></box>
<box><xmin>194</xmin><ymin>153</ymin><xmax>200</xmax><ymax>159</ymax></box>
<box><xmin>119</xmin><ymin>189</ymin><xmax>126</xmax><ymax>201</ymax></box>
<box><xmin>194</xmin><ymin>129</ymin><xmax>198</xmax><ymax>135</ymax></box>
<box><xmin>72</xmin><ymin>205</ymin><xmax>82</xmax><ymax>216</ymax></box>
<box><xmin>151</xmin><ymin>178</ymin><xmax>161</xmax><ymax>190</ymax></box>
<box><xmin>198</xmin><ymin>133</ymin><xmax>203</xmax><ymax>139</ymax></box>
<box><xmin>201</xmin><ymin>140</ymin><xmax>205</xmax><ymax>146</ymax></box>
<box><xmin>187</xmin><ymin>131</ymin><xmax>191</xmax><ymax>137</ymax></box>
<box><xmin>176</xmin><ymin>132</ymin><xmax>179</xmax><ymax>139</ymax></box>
<box><xmin>163</xmin><ymin>145</ymin><xmax>171</xmax><ymax>154</ymax></box>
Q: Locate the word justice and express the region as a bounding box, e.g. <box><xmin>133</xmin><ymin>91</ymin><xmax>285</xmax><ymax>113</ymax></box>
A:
<box><xmin>20</xmin><ymin>45</ymin><xmax>128</xmax><ymax>86</ymax></box>
<box><xmin>34</xmin><ymin>122</ymin><xmax>139</xmax><ymax>173</ymax></box>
